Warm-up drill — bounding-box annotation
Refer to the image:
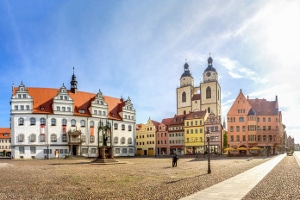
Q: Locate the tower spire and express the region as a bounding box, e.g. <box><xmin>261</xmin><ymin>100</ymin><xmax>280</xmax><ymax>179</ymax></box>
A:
<box><xmin>70</xmin><ymin>67</ymin><xmax>78</xmax><ymax>93</ymax></box>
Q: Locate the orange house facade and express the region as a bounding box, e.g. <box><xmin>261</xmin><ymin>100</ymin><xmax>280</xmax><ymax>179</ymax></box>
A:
<box><xmin>227</xmin><ymin>90</ymin><xmax>284</xmax><ymax>156</ymax></box>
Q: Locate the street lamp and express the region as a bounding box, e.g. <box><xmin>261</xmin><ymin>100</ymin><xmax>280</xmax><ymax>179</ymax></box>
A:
<box><xmin>206</xmin><ymin>128</ymin><xmax>211</xmax><ymax>174</ymax></box>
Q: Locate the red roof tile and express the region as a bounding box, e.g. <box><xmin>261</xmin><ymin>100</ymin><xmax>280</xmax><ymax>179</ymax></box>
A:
<box><xmin>0</xmin><ymin>128</ymin><xmax>10</xmax><ymax>139</ymax></box>
<box><xmin>13</xmin><ymin>87</ymin><xmax>124</xmax><ymax>120</ymax></box>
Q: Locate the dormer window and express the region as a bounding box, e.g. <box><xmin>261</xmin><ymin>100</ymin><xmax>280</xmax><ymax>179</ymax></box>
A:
<box><xmin>60</xmin><ymin>96</ymin><xmax>63</xmax><ymax>100</ymax></box>
<box><xmin>64</xmin><ymin>96</ymin><xmax>68</xmax><ymax>100</ymax></box>
<box><xmin>18</xmin><ymin>94</ymin><xmax>21</xmax><ymax>98</ymax></box>
<box><xmin>78</xmin><ymin>109</ymin><xmax>85</xmax><ymax>114</ymax></box>
<box><xmin>23</xmin><ymin>94</ymin><xmax>26</xmax><ymax>98</ymax></box>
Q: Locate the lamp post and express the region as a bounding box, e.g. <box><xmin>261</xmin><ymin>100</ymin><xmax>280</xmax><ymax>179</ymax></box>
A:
<box><xmin>206</xmin><ymin>129</ymin><xmax>211</xmax><ymax>174</ymax></box>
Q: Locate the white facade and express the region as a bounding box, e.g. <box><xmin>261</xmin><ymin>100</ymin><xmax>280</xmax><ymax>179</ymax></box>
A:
<box><xmin>10</xmin><ymin>80</ymin><xmax>136</xmax><ymax>159</ymax></box>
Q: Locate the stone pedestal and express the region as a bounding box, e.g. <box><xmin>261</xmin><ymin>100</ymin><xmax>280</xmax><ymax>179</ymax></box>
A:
<box><xmin>92</xmin><ymin>146</ymin><xmax>117</xmax><ymax>164</ymax></box>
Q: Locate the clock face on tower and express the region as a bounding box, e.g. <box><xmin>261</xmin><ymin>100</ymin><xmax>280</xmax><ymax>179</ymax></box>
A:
<box><xmin>206</xmin><ymin>72</ymin><xmax>211</xmax><ymax>77</ymax></box>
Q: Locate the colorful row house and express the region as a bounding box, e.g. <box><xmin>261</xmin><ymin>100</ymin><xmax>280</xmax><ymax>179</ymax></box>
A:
<box><xmin>227</xmin><ymin>90</ymin><xmax>285</xmax><ymax>156</ymax></box>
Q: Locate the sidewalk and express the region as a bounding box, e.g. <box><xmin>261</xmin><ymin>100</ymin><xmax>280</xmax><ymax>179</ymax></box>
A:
<box><xmin>180</xmin><ymin>154</ymin><xmax>286</xmax><ymax>200</ymax></box>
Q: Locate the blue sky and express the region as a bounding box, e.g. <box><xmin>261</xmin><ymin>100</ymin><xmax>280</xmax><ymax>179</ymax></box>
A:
<box><xmin>1</xmin><ymin>0</ymin><xmax>300</xmax><ymax>143</ymax></box>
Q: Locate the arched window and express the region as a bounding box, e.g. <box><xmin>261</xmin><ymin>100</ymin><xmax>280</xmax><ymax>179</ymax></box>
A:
<box><xmin>51</xmin><ymin>134</ymin><xmax>57</xmax><ymax>142</ymax></box>
<box><xmin>121</xmin><ymin>137</ymin><xmax>125</xmax><ymax>144</ymax></box>
<box><xmin>40</xmin><ymin>118</ymin><xmax>46</xmax><ymax>125</ymax></box>
<box><xmin>18</xmin><ymin>118</ymin><xmax>24</xmax><ymax>126</ymax></box>
<box><xmin>30</xmin><ymin>134</ymin><xmax>36</xmax><ymax>142</ymax></box>
<box><xmin>62</xmin><ymin>118</ymin><xmax>67</xmax><ymax>126</ymax></box>
<box><xmin>128</xmin><ymin>125</ymin><xmax>132</xmax><ymax>131</ymax></box>
<box><xmin>114</xmin><ymin>137</ymin><xmax>119</xmax><ymax>144</ymax></box>
<box><xmin>206</xmin><ymin>87</ymin><xmax>211</xmax><ymax>99</ymax></box>
<box><xmin>80</xmin><ymin>120</ymin><xmax>86</xmax><ymax>127</ymax></box>
<box><xmin>30</xmin><ymin>117</ymin><xmax>36</xmax><ymax>125</ymax></box>
<box><xmin>51</xmin><ymin>118</ymin><xmax>56</xmax><ymax>126</ymax></box>
<box><xmin>182</xmin><ymin>92</ymin><xmax>186</xmax><ymax>102</ymax></box>
<box><xmin>71</xmin><ymin>119</ymin><xmax>76</xmax><ymax>127</ymax></box>
<box><xmin>90</xmin><ymin>121</ymin><xmax>94</xmax><ymax>128</ymax></box>
<box><xmin>208</xmin><ymin>107</ymin><xmax>211</xmax><ymax>113</ymax></box>
<box><xmin>121</xmin><ymin>124</ymin><xmax>125</xmax><ymax>130</ymax></box>
<box><xmin>128</xmin><ymin>137</ymin><xmax>133</xmax><ymax>144</ymax></box>
<box><xmin>114</xmin><ymin>123</ymin><xmax>118</xmax><ymax>130</ymax></box>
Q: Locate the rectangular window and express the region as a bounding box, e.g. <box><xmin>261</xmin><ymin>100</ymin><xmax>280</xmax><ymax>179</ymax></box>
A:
<box><xmin>230</xmin><ymin>126</ymin><xmax>234</xmax><ymax>132</ymax></box>
<box><xmin>40</xmin><ymin>134</ymin><xmax>46</xmax><ymax>142</ymax></box>
<box><xmin>19</xmin><ymin>147</ymin><xmax>25</xmax><ymax>154</ymax></box>
<box><xmin>18</xmin><ymin>134</ymin><xmax>24</xmax><ymax>142</ymax></box>
<box><xmin>236</xmin><ymin>126</ymin><xmax>240</xmax><ymax>132</ymax></box>
<box><xmin>90</xmin><ymin>135</ymin><xmax>95</xmax><ymax>143</ymax></box>
<box><xmin>115</xmin><ymin>148</ymin><xmax>120</xmax><ymax>153</ymax></box>
<box><xmin>20</xmin><ymin>105</ymin><xmax>24</xmax><ymax>110</ymax></box>
<box><xmin>242</xmin><ymin>126</ymin><xmax>246</xmax><ymax>132</ymax></box>
<box><xmin>30</xmin><ymin>147</ymin><xmax>36</xmax><ymax>154</ymax></box>
<box><xmin>26</xmin><ymin>105</ymin><xmax>30</xmax><ymax>110</ymax></box>
<box><xmin>236</xmin><ymin>135</ymin><xmax>240</xmax><ymax>142</ymax></box>
<box><xmin>243</xmin><ymin>135</ymin><xmax>246</xmax><ymax>141</ymax></box>
<box><xmin>268</xmin><ymin>117</ymin><xmax>271</xmax><ymax>122</ymax></box>
<box><xmin>230</xmin><ymin>135</ymin><xmax>234</xmax><ymax>142</ymax></box>
<box><xmin>62</xmin><ymin>134</ymin><xmax>67</xmax><ymax>142</ymax></box>
<box><xmin>43</xmin><ymin>149</ymin><xmax>52</xmax><ymax>154</ymax></box>
<box><xmin>82</xmin><ymin>148</ymin><xmax>88</xmax><ymax>154</ymax></box>
<box><xmin>91</xmin><ymin>148</ymin><xmax>96</xmax><ymax>154</ymax></box>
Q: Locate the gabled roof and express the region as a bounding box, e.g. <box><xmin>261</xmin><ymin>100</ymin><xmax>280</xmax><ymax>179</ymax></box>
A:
<box><xmin>13</xmin><ymin>87</ymin><xmax>124</xmax><ymax>120</ymax></box>
<box><xmin>151</xmin><ymin>120</ymin><xmax>160</xmax><ymax>129</ymax></box>
<box><xmin>248</xmin><ymin>98</ymin><xmax>278</xmax><ymax>115</ymax></box>
<box><xmin>185</xmin><ymin>110</ymin><xmax>207</xmax><ymax>120</ymax></box>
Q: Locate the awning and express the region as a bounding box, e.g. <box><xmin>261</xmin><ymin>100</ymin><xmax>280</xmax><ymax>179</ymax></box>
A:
<box><xmin>237</xmin><ymin>147</ymin><xmax>248</xmax><ymax>151</ymax></box>
<box><xmin>249</xmin><ymin>147</ymin><xmax>261</xmax><ymax>150</ymax></box>
<box><xmin>224</xmin><ymin>147</ymin><xmax>236</xmax><ymax>151</ymax></box>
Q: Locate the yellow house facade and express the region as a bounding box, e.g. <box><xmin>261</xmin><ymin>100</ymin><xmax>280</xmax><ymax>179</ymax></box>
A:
<box><xmin>184</xmin><ymin>111</ymin><xmax>208</xmax><ymax>154</ymax></box>
<box><xmin>136</xmin><ymin>118</ymin><xmax>159</xmax><ymax>156</ymax></box>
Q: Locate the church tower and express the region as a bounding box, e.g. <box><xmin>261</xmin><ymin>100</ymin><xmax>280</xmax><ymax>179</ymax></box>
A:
<box><xmin>200</xmin><ymin>56</ymin><xmax>221</xmax><ymax>117</ymax></box>
<box><xmin>177</xmin><ymin>62</ymin><xmax>194</xmax><ymax>115</ymax></box>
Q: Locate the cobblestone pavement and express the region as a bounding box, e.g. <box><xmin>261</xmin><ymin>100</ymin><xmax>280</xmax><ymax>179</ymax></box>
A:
<box><xmin>243</xmin><ymin>154</ymin><xmax>300</xmax><ymax>200</ymax></box>
<box><xmin>0</xmin><ymin>155</ymin><xmax>296</xmax><ymax>200</ymax></box>
<box><xmin>0</xmin><ymin>156</ymin><xmax>268</xmax><ymax>199</ymax></box>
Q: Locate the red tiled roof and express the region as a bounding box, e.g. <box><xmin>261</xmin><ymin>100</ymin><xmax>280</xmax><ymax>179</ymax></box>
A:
<box><xmin>14</xmin><ymin>87</ymin><xmax>123</xmax><ymax>120</ymax></box>
<box><xmin>185</xmin><ymin>110</ymin><xmax>207</xmax><ymax>119</ymax></box>
<box><xmin>191</xmin><ymin>94</ymin><xmax>201</xmax><ymax>101</ymax></box>
<box><xmin>151</xmin><ymin>120</ymin><xmax>160</xmax><ymax>128</ymax></box>
<box><xmin>169</xmin><ymin>114</ymin><xmax>186</xmax><ymax>125</ymax></box>
<box><xmin>0</xmin><ymin>128</ymin><xmax>10</xmax><ymax>139</ymax></box>
<box><xmin>161</xmin><ymin>117</ymin><xmax>173</xmax><ymax>126</ymax></box>
<box><xmin>248</xmin><ymin>98</ymin><xmax>278</xmax><ymax>115</ymax></box>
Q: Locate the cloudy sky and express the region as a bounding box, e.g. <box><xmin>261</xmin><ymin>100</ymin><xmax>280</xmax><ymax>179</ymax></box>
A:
<box><xmin>1</xmin><ymin>0</ymin><xmax>299</xmax><ymax>143</ymax></box>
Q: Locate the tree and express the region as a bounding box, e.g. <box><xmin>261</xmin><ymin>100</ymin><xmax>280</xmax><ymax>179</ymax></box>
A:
<box><xmin>223</xmin><ymin>131</ymin><xmax>228</xmax><ymax>149</ymax></box>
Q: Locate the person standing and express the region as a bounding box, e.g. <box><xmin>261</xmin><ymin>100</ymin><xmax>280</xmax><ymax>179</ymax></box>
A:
<box><xmin>172</xmin><ymin>154</ymin><xmax>178</xmax><ymax>167</ymax></box>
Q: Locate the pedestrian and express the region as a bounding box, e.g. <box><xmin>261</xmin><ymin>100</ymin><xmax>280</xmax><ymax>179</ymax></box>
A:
<box><xmin>172</xmin><ymin>154</ymin><xmax>178</xmax><ymax>167</ymax></box>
